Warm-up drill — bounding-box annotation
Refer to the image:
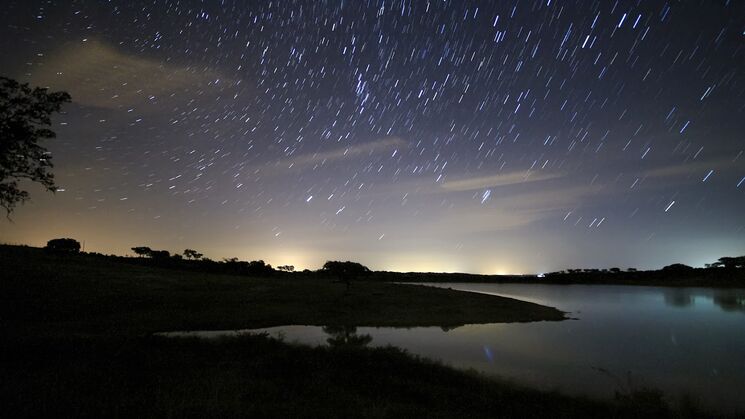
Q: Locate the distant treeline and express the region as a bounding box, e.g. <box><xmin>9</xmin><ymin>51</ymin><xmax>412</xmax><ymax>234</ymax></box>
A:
<box><xmin>38</xmin><ymin>238</ymin><xmax>745</xmax><ymax>286</ymax></box>
<box><xmin>41</xmin><ymin>239</ymin><xmax>372</xmax><ymax>282</ymax></box>
<box><xmin>537</xmin><ymin>265</ymin><xmax>745</xmax><ymax>286</ymax></box>
<box><xmin>370</xmin><ymin>260</ymin><xmax>745</xmax><ymax>286</ymax></box>
<box><xmin>368</xmin><ymin>267</ymin><xmax>745</xmax><ymax>286</ymax></box>
<box><xmin>91</xmin><ymin>246</ymin><xmax>279</xmax><ymax>278</ymax></box>
<box><xmin>367</xmin><ymin>271</ymin><xmax>534</xmax><ymax>283</ymax></box>
<box><xmin>42</xmin><ymin>239</ymin><xmax>281</xmax><ymax>277</ymax></box>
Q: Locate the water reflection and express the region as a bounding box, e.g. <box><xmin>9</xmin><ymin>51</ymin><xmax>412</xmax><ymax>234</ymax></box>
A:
<box><xmin>663</xmin><ymin>289</ymin><xmax>694</xmax><ymax>308</ymax></box>
<box><xmin>661</xmin><ymin>288</ymin><xmax>745</xmax><ymax>312</ymax></box>
<box><xmin>322</xmin><ymin>325</ymin><xmax>373</xmax><ymax>348</ymax></box>
<box><xmin>713</xmin><ymin>293</ymin><xmax>745</xmax><ymax>312</ymax></box>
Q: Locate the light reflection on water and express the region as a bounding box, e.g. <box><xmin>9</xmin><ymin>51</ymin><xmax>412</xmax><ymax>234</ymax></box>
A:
<box><xmin>162</xmin><ymin>284</ymin><xmax>745</xmax><ymax>412</ymax></box>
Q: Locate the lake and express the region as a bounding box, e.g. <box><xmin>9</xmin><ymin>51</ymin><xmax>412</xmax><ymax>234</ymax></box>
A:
<box><xmin>164</xmin><ymin>283</ymin><xmax>745</xmax><ymax>412</ymax></box>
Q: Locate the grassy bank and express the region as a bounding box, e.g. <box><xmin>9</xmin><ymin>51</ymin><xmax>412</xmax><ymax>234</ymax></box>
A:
<box><xmin>0</xmin><ymin>245</ymin><xmax>564</xmax><ymax>337</ymax></box>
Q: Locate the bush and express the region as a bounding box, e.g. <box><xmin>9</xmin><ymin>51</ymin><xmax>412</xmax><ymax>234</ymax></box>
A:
<box><xmin>661</xmin><ymin>263</ymin><xmax>693</xmax><ymax>272</ymax></box>
<box><xmin>45</xmin><ymin>238</ymin><xmax>81</xmax><ymax>253</ymax></box>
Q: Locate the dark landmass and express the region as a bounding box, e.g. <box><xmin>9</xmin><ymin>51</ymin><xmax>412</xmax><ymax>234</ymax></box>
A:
<box><xmin>0</xmin><ymin>244</ymin><xmax>738</xmax><ymax>418</ymax></box>
<box><xmin>0</xmin><ymin>244</ymin><xmax>563</xmax><ymax>338</ymax></box>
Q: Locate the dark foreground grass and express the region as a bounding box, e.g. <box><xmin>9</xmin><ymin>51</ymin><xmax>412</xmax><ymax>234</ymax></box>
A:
<box><xmin>1</xmin><ymin>334</ymin><xmax>704</xmax><ymax>419</ymax></box>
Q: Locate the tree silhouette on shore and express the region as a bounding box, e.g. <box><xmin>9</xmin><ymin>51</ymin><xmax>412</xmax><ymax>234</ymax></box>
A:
<box><xmin>322</xmin><ymin>261</ymin><xmax>370</xmax><ymax>289</ymax></box>
<box><xmin>45</xmin><ymin>238</ymin><xmax>80</xmax><ymax>253</ymax></box>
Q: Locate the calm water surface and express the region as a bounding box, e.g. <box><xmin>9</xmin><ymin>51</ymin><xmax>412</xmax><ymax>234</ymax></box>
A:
<box><xmin>166</xmin><ymin>284</ymin><xmax>745</xmax><ymax>412</ymax></box>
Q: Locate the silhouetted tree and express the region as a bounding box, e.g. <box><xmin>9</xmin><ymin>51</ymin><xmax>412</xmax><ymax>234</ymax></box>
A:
<box><xmin>609</xmin><ymin>267</ymin><xmax>621</xmax><ymax>273</ymax></box>
<box><xmin>662</xmin><ymin>263</ymin><xmax>694</xmax><ymax>272</ymax></box>
<box><xmin>183</xmin><ymin>249</ymin><xmax>203</xmax><ymax>260</ymax></box>
<box><xmin>277</xmin><ymin>265</ymin><xmax>294</xmax><ymax>272</ymax></box>
<box><xmin>322</xmin><ymin>261</ymin><xmax>370</xmax><ymax>289</ymax></box>
<box><xmin>713</xmin><ymin>256</ymin><xmax>745</xmax><ymax>269</ymax></box>
<box><xmin>150</xmin><ymin>250</ymin><xmax>171</xmax><ymax>260</ymax></box>
<box><xmin>221</xmin><ymin>257</ymin><xmax>274</xmax><ymax>276</ymax></box>
<box><xmin>131</xmin><ymin>246</ymin><xmax>152</xmax><ymax>257</ymax></box>
<box><xmin>246</xmin><ymin>260</ymin><xmax>274</xmax><ymax>276</ymax></box>
<box><xmin>0</xmin><ymin>76</ymin><xmax>71</xmax><ymax>215</ymax></box>
<box><xmin>45</xmin><ymin>238</ymin><xmax>80</xmax><ymax>253</ymax></box>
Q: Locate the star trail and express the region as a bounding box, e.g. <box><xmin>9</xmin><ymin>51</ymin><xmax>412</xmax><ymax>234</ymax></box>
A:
<box><xmin>1</xmin><ymin>0</ymin><xmax>744</xmax><ymax>273</ymax></box>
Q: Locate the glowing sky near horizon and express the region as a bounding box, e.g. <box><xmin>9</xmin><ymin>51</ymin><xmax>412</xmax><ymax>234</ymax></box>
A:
<box><xmin>1</xmin><ymin>1</ymin><xmax>744</xmax><ymax>273</ymax></box>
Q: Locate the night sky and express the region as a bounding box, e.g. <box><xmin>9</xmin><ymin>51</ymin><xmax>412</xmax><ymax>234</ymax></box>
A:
<box><xmin>1</xmin><ymin>1</ymin><xmax>744</xmax><ymax>273</ymax></box>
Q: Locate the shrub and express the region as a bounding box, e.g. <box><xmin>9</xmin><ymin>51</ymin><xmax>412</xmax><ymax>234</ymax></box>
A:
<box><xmin>45</xmin><ymin>238</ymin><xmax>81</xmax><ymax>253</ymax></box>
